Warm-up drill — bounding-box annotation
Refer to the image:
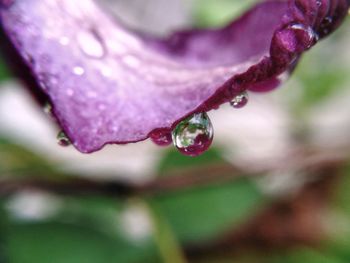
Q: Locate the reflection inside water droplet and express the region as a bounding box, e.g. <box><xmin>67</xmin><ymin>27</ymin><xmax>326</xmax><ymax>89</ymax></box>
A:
<box><xmin>172</xmin><ymin>113</ymin><xmax>213</xmax><ymax>157</ymax></box>
<box><xmin>57</xmin><ymin>131</ymin><xmax>71</xmax><ymax>147</ymax></box>
<box><xmin>230</xmin><ymin>91</ymin><xmax>249</xmax><ymax>109</ymax></box>
<box><xmin>77</xmin><ymin>29</ymin><xmax>105</xmax><ymax>59</ymax></box>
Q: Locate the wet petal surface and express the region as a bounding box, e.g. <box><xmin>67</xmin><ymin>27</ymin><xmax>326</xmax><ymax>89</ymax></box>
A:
<box><xmin>0</xmin><ymin>0</ymin><xmax>348</xmax><ymax>153</ymax></box>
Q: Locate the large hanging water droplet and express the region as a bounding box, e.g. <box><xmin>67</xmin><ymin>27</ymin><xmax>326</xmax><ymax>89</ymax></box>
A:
<box><xmin>172</xmin><ymin>113</ymin><xmax>213</xmax><ymax>157</ymax></box>
<box><xmin>77</xmin><ymin>29</ymin><xmax>106</xmax><ymax>59</ymax></box>
<box><xmin>57</xmin><ymin>131</ymin><xmax>71</xmax><ymax>147</ymax></box>
<box><xmin>230</xmin><ymin>92</ymin><xmax>249</xmax><ymax>109</ymax></box>
<box><xmin>150</xmin><ymin>129</ymin><xmax>172</xmax><ymax>146</ymax></box>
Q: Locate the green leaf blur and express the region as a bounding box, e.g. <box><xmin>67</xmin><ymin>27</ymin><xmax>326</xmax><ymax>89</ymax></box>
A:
<box><xmin>151</xmin><ymin>178</ymin><xmax>264</xmax><ymax>243</ymax></box>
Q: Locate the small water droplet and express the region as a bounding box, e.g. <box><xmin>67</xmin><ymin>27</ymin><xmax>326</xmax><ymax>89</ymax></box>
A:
<box><xmin>66</xmin><ymin>89</ymin><xmax>74</xmax><ymax>97</ymax></box>
<box><xmin>73</xmin><ymin>66</ymin><xmax>85</xmax><ymax>76</ymax></box>
<box><xmin>319</xmin><ymin>16</ymin><xmax>333</xmax><ymax>36</ymax></box>
<box><xmin>43</xmin><ymin>102</ymin><xmax>54</xmax><ymax>117</ymax></box>
<box><xmin>323</xmin><ymin>16</ymin><xmax>332</xmax><ymax>25</ymax></box>
<box><xmin>57</xmin><ymin>131</ymin><xmax>71</xmax><ymax>147</ymax></box>
<box><xmin>230</xmin><ymin>92</ymin><xmax>249</xmax><ymax>109</ymax></box>
<box><xmin>59</xmin><ymin>36</ymin><xmax>70</xmax><ymax>46</ymax></box>
<box><xmin>77</xmin><ymin>29</ymin><xmax>105</xmax><ymax>59</ymax></box>
<box><xmin>150</xmin><ymin>130</ymin><xmax>172</xmax><ymax>146</ymax></box>
<box><xmin>172</xmin><ymin>113</ymin><xmax>213</xmax><ymax>157</ymax></box>
<box><xmin>123</xmin><ymin>55</ymin><xmax>141</xmax><ymax>68</ymax></box>
<box><xmin>37</xmin><ymin>72</ymin><xmax>58</xmax><ymax>91</ymax></box>
<box><xmin>25</xmin><ymin>54</ymin><xmax>35</xmax><ymax>65</ymax></box>
<box><xmin>101</xmin><ymin>66</ymin><xmax>112</xmax><ymax>77</ymax></box>
<box><xmin>289</xmin><ymin>23</ymin><xmax>319</xmax><ymax>49</ymax></box>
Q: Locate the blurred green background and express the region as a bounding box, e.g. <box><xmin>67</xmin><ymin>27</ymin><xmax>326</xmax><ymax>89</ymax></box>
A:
<box><xmin>1</xmin><ymin>1</ymin><xmax>350</xmax><ymax>263</ymax></box>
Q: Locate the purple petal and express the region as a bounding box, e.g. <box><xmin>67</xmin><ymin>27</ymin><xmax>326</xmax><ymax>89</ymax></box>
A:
<box><xmin>0</xmin><ymin>0</ymin><xmax>348</xmax><ymax>153</ymax></box>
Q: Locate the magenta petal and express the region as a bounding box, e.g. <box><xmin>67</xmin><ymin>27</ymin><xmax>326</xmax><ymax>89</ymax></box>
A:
<box><xmin>0</xmin><ymin>0</ymin><xmax>348</xmax><ymax>153</ymax></box>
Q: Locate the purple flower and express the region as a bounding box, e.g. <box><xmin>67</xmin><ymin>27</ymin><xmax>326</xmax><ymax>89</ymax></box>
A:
<box><xmin>0</xmin><ymin>0</ymin><xmax>349</xmax><ymax>154</ymax></box>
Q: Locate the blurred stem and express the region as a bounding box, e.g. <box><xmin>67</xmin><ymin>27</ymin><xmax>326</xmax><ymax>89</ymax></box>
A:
<box><xmin>147</xmin><ymin>201</ymin><xmax>188</xmax><ymax>263</ymax></box>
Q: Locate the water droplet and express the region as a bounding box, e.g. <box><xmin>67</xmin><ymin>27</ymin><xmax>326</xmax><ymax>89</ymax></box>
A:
<box><xmin>319</xmin><ymin>17</ymin><xmax>333</xmax><ymax>36</ymax></box>
<box><xmin>172</xmin><ymin>113</ymin><xmax>213</xmax><ymax>157</ymax></box>
<box><xmin>289</xmin><ymin>23</ymin><xmax>319</xmax><ymax>49</ymax></box>
<box><xmin>43</xmin><ymin>102</ymin><xmax>54</xmax><ymax>118</ymax></box>
<box><xmin>73</xmin><ymin>66</ymin><xmax>85</xmax><ymax>76</ymax></box>
<box><xmin>150</xmin><ymin>130</ymin><xmax>172</xmax><ymax>146</ymax></box>
<box><xmin>37</xmin><ymin>72</ymin><xmax>58</xmax><ymax>91</ymax></box>
<box><xmin>101</xmin><ymin>66</ymin><xmax>112</xmax><ymax>77</ymax></box>
<box><xmin>59</xmin><ymin>36</ymin><xmax>70</xmax><ymax>46</ymax></box>
<box><xmin>230</xmin><ymin>92</ymin><xmax>249</xmax><ymax>109</ymax></box>
<box><xmin>323</xmin><ymin>17</ymin><xmax>332</xmax><ymax>25</ymax></box>
<box><xmin>66</xmin><ymin>89</ymin><xmax>74</xmax><ymax>97</ymax></box>
<box><xmin>24</xmin><ymin>53</ymin><xmax>35</xmax><ymax>65</ymax></box>
<box><xmin>77</xmin><ymin>29</ymin><xmax>105</xmax><ymax>59</ymax></box>
<box><xmin>57</xmin><ymin>131</ymin><xmax>71</xmax><ymax>147</ymax></box>
<box><xmin>123</xmin><ymin>55</ymin><xmax>141</xmax><ymax>68</ymax></box>
<box><xmin>278</xmin><ymin>71</ymin><xmax>291</xmax><ymax>83</ymax></box>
